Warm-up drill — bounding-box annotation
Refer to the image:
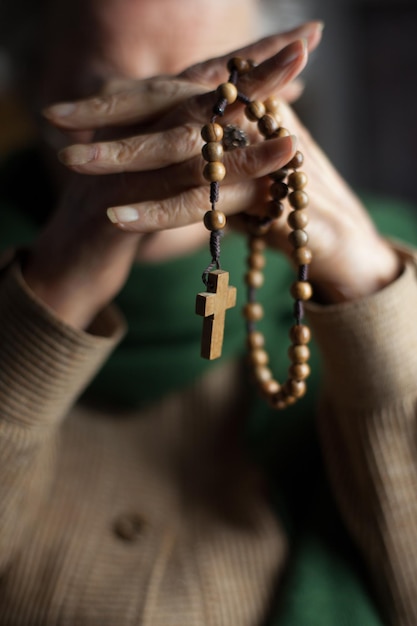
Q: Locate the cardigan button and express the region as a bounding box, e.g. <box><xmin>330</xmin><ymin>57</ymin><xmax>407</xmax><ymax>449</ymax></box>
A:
<box><xmin>113</xmin><ymin>513</ymin><xmax>146</xmax><ymax>542</ymax></box>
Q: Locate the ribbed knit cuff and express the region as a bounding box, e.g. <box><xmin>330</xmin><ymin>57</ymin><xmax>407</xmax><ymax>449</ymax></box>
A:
<box><xmin>0</xmin><ymin>262</ymin><xmax>126</xmax><ymax>427</ymax></box>
<box><xmin>306</xmin><ymin>254</ymin><xmax>417</xmax><ymax>410</ymax></box>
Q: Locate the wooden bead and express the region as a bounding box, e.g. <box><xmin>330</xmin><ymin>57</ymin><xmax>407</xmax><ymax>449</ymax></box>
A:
<box><xmin>270</xmin><ymin>181</ymin><xmax>288</xmax><ymax>200</ymax></box>
<box><xmin>289</xmin><ymin>190</ymin><xmax>309</xmax><ymax>210</ymax></box>
<box><xmin>203</xmin><ymin>210</ymin><xmax>226</xmax><ymax>231</ymax></box>
<box><xmin>245</xmin><ymin>269</ymin><xmax>264</xmax><ymax>288</ymax></box>
<box><xmin>290</xmin><ymin>324</ymin><xmax>311</xmax><ymax>344</ymax></box>
<box><xmin>258</xmin><ymin>114</ymin><xmax>279</xmax><ymax>137</ymax></box>
<box><xmin>290</xmin><ymin>281</ymin><xmax>313</xmax><ymax>300</ymax></box>
<box><xmin>243</xmin><ymin>302</ymin><xmax>264</xmax><ymax>321</ymax></box>
<box><xmin>291</xmin><ymin>246</ymin><xmax>312</xmax><ymax>265</ymax></box>
<box><xmin>247</xmin><ymin>331</ymin><xmax>265</xmax><ymax>350</ymax></box>
<box><xmin>286</xmin><ymin>151</ymin><xmax>304</xmax><ymax>169</ymax></box>
<box><xmin>269</xmin><ymin>391</ymin><xmax>287</xmax><ymax>410</ymax></box>
<box><xmin>288</xmin><ymin>344</ymin><xmax>310</xmax><ymax>363</ymax></box>
<box><xmin>288</xmin><ymin>229</ymin><xmax>308</xmax><ymax>248</ymax></box>
<box><xmin>267</xmin><ymin>200</ymin><xmax>285</xmax><ymax>219</ymax></box>
<box><xmin>260</xmin><ymin>378</ymin><xmax>281</xmax><ymax>396</ymax></box>
<box><xmin>248</xmin><ymin>348</ymin><xmax>269</xmax><ymax>367</ymax></box>
<box><xmin>285</xmin><ymin>379</ymin><xmax>307</xmax><ymax>398</ymax></box>
<box><xmin>288</xmin><ymin>171</ymin><xmax>308</xmax><ymax>189</ymax></box>
<box><xmin>248</xmin><ymin>252</ymin><xmax>266</xmax><ymax>270</ymax></box>
<box><xmin>201</xmin><ymin>123</ymin><xmax>223</xmax><ymax>143</ymax></box>
<box><xmin>216</xmin><ymin>82</ymin><xmax>238</xmax><ymax>104</ymax></box>
<box><xmin>245</xmin><ymin>100</ymin><xmax>266</xmax><ymax>121</ymax></box>
<box><xmin>249</xmin><ymin>237</ymin><xmax>266</xmax><ymax>252</ymax></box>
<box><xmin>287</xmin><ymin>210</ymin><xmax>308</xmax><ymax>230</ymax></box>
<box><xmin>264</xmin><ymin>95</ymin><xmax>280</xmax><ymax>114</ymax></box>
<box><xmin>202</xmin><ymin>142</ymin><xmax>223</xmax><ymax>162</ymax></box>
<box><xmin>253</xmin><ymin>365</ymin><xmax>272</xmax><ymax>383</ymax></box>
<box><xmin>275</xmin><ymin>127</ymin><xmax>290</xmax><ymax>137</ymax></box>
<box><xmin>227</xmin><ymin>56</ymin><xmax>250</xmax><ymax>74</ymax></box>
<box><xmin>203</xmin><ymin>161</ymin><xmax>226</xmax><ymax>182</ymax></box>
<box><xmin>284</xmin><ymin>394</ymin><xmax>297</xmax><ymax>406</ymax></box>
<box><xmin>269</xmin><ymin>168</ymin><xmax>288</xmax><ymax>182</ymax></box>
<box><xmin>289</xmin><ymin>363</ymin><xmax>311</xmax><ymax>380</ymax></box>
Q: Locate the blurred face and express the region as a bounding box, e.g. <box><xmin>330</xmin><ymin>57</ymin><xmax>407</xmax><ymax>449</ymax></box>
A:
<box><xmin>96</xmin><ymin>0</ymin><xmax>259</xmax><ymax>78</ymax></box>
<box><xmin>40</xmin><ymin>0</ymin><xmax>259</xmax><ymax>104</ymax></box>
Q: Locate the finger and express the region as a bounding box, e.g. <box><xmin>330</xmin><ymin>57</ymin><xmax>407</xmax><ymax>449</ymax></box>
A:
<box><xmin>58</xmin><ymin>123</ymin><xmax>202</xmax><ymax>174</ymax></box>
<box><xmin>174</xmin><ymin>39</ymin><xmax>308</xmax><ymax>127</ymax></box>
<box><xmin>43</xmin><ymin>22</ymin><xmax>322</xmax><ymax>132</ymax></box>
<box><xmin>106</xmin><ymin>180</ymin><xmax>263</xmax><ymax>234</ymax></box>
<box><xmin>105</xmin><ymin>135</ymin><xmax>296</xmax><ymax>232</ymax></box>
<box><xmin>179</xmin><ymin>21</ymin><xmax>323</xmax><ymax>86</ymax></box>
<box><xmin>42</xmin><ymin>78</ymin><xmax>207</xmax><ymax>131</ymax></box>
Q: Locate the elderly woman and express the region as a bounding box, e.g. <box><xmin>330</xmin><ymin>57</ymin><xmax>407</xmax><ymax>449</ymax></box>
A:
<box><xmin>0</xmin><ymin>0</ymin><xmax>417</xmax><ymax>624</ymax></box>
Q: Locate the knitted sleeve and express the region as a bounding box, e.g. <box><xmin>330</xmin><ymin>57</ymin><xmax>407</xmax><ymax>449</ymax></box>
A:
<box><xmin>307</xmin><ymin>244</ymin><xmax>417</xmax><ymax>626</ymax></box>
<box><xmin>0</xmin><ymin>259</ymin><xmax>125</xmax><ymax>570</ymax></box>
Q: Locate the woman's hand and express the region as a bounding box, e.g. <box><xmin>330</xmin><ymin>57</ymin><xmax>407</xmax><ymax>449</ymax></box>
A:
<box><xmin>24</xmin><ymin>23</ymin><xmax>323</xmax><ymax>329</ymax></box>
<box><xmin>259</xmin><ymin>102</ymin><xmax>401</xmax><ymax>303</ymax></box>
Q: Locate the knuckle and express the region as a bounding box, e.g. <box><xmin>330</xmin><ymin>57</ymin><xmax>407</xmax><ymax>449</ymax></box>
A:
<box><xmin>179</xmin><ymin>124</ymin><xmax>201</xmax><ymax>157</ymax></box>
<box><xmin>231</xmin><ymin>147</ymin><xmax>262</xmax><ymax>179</ymax></box>
<box><xmin>114</xmin><ymin>139</ymin><xmax>139</xmax><ymax>164</ymax></box>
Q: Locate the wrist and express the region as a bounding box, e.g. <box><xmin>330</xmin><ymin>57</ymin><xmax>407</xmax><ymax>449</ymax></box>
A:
<box><xmin>311</xmin><ymin>240</ymin><xmax>402</xmax><ymax>304</ymax></box>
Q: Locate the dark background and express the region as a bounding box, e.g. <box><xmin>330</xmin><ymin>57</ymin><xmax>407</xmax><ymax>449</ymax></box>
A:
<box><xmin>263</xmin><ymin>0</ymin><xmax>417</xmax><ymax>208</ymax></box>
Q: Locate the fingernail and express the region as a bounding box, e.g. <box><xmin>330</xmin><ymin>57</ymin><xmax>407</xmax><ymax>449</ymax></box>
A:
<box><xmin>289</xmin><ymin>134</ymin><xmax>298</xmax><ymax>151</ymax></box>
<box><xmin>107</xmin><ymin>206</ymin><xmax>139</xmax><ymax>224</ymax></box>
<box><xmin>280</xmin><ymin>40</ymin><xmax>307</xmax><ymax>67</ymax></box>
<box><xmin>44</xmin><ymin>103</ymin><xmax>76</xmax><ymax>118</ymax></box>
<box><xmin>58</xmin><ymin>145</ymin><xmax>95</xmax><ymax>166</ymax></box>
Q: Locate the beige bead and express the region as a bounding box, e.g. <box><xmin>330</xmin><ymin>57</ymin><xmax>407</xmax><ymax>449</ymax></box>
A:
<box><xmin>270</xmin><ymin>181</ymin><xmax>288</xmax><ymax>200</ymax></box>
<box><xmin>203</xmin><ymin>161</ymin><xmax>226</xmax><ymax>182</ymax></box>
<box><xmin>289</xmin><ymin>363</ymin><xmax>311</xmax><ymax>380</ymax></box>
<box><xmin>292</xmin><ymin>247</ymin><xmax>312</xmax><ymax>265</ymax></box>
<box><xmin>288</xmin><ymin>171</ymin><xmax>308</xmax><ymax>189</ymax></box>
<box><xmin>249</xmin><ymin>237</ymin><xmax>266</xmax><ymax>252</ymax></box>
<box><xmin>276</xmin><ymin>127</ymin><xmax>290</xmax><ymax>137</ymax></box>
<box><xmin>290</xmin><ymin>281</ymin><xmax>313</xmax><ymax>301</ymax></box>
<box><xmin>248</xmin><ymin>348</ymin><xmax>269</xmax><ymax>367</ymax></box>
<box><xmin>248</xmin><ymin>252</ymin><xmax>266</xmax><ymax>270</ymax></box>
<box><xmin>253</xmin><ymin>365</ymin><xmax>273</xmax><ymax>383</ymax></box>
<box><xmin>288</xmin><ymin>344</ymin><xmax>310</xmax><ymax>363</ymax></box>
<box><xmin>290</xmin><ymin>324</ymin><xmax>311</xmax><ymax>344</ymax></box>
<box><xmin>286</xmin><ymin>151</ymin><xmax>304</xmax><ymax>170</ymax></box>
<box><xmin>264</xmin><ymin>95</ymin><xmax>280</xmax><ymax>114</ymax></box>
<box><xmin>289</xmin><ymin>190</ymin><xmax>309</xmax><ymax>210</ymax></box>
<box><xmin>243</xmin><ymin>302</ymin><xmax>264</xmax><ymax>321</ymax></box>
<box><xmin>203</xmin><ymin>210</ymin><xmax>226</xmax><ymax>231</ymax></box>
<box><xmin>267</xmin><ymin>200</ymin><xmax>285</xmax><ymax>219</ymax></box>
<box><xmin>288</xmin><ymin>229</ymin><xmax>309</xmax><ymax>248</ymax></box>
<box><xmin>201</xmin><ymin>123</ymin><xmax>223</xmax><ymax>143</ymax></box>
<box><xmin>217</xmin><ymin>82</ymin><xmax>238</xmax><ymax>104</ymax></box>
<box><xmin>285</xmin><ymin>379</ymin><xmax>307</xmax><ymax>398</ymax></box>
<box><xmin>245</xmin><ymin>269</ymin><xmax>264</xmax><ymax>288</ymax></box>
<box><xmin>260</xmin><ymin>378</ymin><xmax>281</xmax><ymax>397</ymax></box>
<box><xmin>245</xmin><ymin>100</ymin><xmax>266</xmax><ymax>121</ymax></box>
<box><xmin>287</xmin><ymin>210</ymin><xmax>309</xmax><ymax>230</ymax></box>
<box><xmin>202</xmin><ymin>142</ymin><xmax>224</xmax><ymax>162</ymax></box>
<box><xmin>227</xmin><ymin>56</ymin><xmax>250</xmax><ymax>74</ymax></box>
<box><xmin>269</xmin><ymin>391</ymin><xmax>287</xmax><ymax>410</ymax></box>
<box><xmin>247</xmin><ymin>331</ymin><xmax>265</xmax><ymax>350</ymax></box>
<box><xmin>284</xmin><ymin>394</ymin><xmax>297</xmax><ymax>406</ymax></box>
<box><xmin>258</xmin><ymin>114</ymin><xmax>279</xmax><ymax>137</ymax></box>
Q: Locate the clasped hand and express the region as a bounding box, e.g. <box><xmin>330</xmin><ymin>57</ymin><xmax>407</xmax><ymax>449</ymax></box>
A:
<box><xmin>24</xmin><ymin>22</ymin><xmax>399</xmax><ymax>330</ymax></box>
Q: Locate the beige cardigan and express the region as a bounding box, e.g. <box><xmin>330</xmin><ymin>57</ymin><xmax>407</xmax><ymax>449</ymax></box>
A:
<box><xmin>0</xmin><ymin>245</ymin><xmax>417</xmax><ymax>625</ymax></box>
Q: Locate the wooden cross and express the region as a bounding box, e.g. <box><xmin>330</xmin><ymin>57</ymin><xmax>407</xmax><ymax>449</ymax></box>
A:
<box><xmin>196</xmin><ymin>270</ymin><xmax>237</xmax><ymax>360</ymax></box>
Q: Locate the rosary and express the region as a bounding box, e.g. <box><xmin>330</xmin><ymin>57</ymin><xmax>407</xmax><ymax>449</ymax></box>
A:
<box><xmin>196</xmin><ymin>57</ymin><xmax>312</xmax><ymax>410</ymax></box>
